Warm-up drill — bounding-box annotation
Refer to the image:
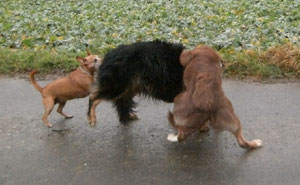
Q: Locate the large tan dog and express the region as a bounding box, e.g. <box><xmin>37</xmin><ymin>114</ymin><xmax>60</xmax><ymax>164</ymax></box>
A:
<box><xmin>29</xmin><ymin>50</ymin><xmax>101</xmax><ymax>127</ymax></box>
<box><xmin>167</xmin><ymin>46</ymin><xmax>262</xmax><ymax>149</ymax></box>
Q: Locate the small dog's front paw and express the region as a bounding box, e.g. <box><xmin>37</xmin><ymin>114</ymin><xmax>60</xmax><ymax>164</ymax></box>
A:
<box><xmin>246</xmin><ymin>139</ymin><xmax>262</xmax><ymax>149</ymax></box>
<box><xmin>252</xmin><ymin>139</ymin><xmax>262</xmax><ymax>147</ymax></box>
<box><xmin>90</xmin><ymin>122</ymin><xmax>96</xmax><ymax>127</ymax></box>
<box><xmin>88</xmin><ymin>117</ymin><xmax>96</xmax><ymax>127</ymax></box>
<box><xmin>167</xmin><ymin>133</ymin><xmax>178</xmax><ymax>142</ymax></box>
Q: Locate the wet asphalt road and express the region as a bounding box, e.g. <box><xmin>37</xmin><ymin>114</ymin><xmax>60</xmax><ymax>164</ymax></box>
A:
<box><xmin>0</xmin><ymin>78</ymin><xmax>300</xmax><ymax>185</ymax></box>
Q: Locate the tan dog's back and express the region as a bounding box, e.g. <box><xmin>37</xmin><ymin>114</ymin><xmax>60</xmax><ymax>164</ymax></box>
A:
<box><xmin>41</xmin><ymin>70</ymin><xmax>92</xmax><ymax>101</ymax></box>
<box><xmin>179</xmin><ymin>46</ymin><xmax>223</xmax><ymax>112</ymax></box>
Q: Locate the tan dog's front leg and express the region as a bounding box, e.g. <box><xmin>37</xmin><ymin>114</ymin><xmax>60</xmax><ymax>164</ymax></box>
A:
<box><xmin>88</xmin><ymin>99</ymin><xmax>102</xmax><ymax>127</ymax></box>
<box><xmin>57</xmin><ymin>102</ymin><xmax>73</xmax><ymax>119</ymax></box>
<box><xmin>167</xmin><ymin>112</ymin><xmax>209</xmax><ymax>142</ymax></box>
<box><xmin>42</xmin><ymin>97</ymin><xmax>54</xmax><ymax>127</ymax></box>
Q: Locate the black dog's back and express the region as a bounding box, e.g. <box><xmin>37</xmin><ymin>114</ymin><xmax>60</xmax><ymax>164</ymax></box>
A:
<box><xmin>95</xmin><ymin>40</ymin><xmax>185</xmax><ymax>102</ymax></box>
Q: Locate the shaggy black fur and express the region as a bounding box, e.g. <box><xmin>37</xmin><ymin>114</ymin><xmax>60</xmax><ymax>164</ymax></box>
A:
<box><xmin>89</xmin><ymin>40</ymin><xmax>185</xmax><ymax>123</ymax></box>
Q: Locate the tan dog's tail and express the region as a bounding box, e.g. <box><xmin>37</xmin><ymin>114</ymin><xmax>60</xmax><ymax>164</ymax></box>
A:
<box><xmin>168</xmin><ymin>111</ymin><xmax>177</xmax><ymax>129</ymax></box>
<box><xmin>29</xmin><ymin>70</ymin><xmax>43</xmax><ymax>93</ymax></box>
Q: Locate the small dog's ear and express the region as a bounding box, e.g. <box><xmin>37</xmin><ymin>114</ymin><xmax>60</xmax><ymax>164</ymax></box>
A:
<box><xmin>76</xmin><ymin>56</ymin><xmax>87</xmax><ymax>65</ymax></box>
<box><xmin>86</xmin><ymin>49</ymin><xmax>91</xmax><ymax>56</ymax></box>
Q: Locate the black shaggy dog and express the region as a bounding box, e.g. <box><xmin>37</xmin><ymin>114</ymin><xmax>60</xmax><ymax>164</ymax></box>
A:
<box><xmin>88</xmin><ymin>40</ymin><xmax>185</xmax><ymax>126</ymax></box>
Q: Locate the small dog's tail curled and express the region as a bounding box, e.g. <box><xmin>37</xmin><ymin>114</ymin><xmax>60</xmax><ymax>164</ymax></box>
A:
<box><xmin>168</xmin><ymin>111</ymin><xmax>177</xmax><ymax>129</ymax></box>
<box><xmin>29</xmin><ymin>70</ymin><xmax>43</xmax><ymax>93</ymax></box>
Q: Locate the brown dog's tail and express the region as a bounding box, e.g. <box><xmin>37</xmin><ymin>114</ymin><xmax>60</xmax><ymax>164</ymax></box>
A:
<box><xmin>29</xmin><ymin>70</ymin><xmax>43</xmax><ymax>93</ymax></box>
<box><xmin>168</xmin><ymin>111</ymin><xmax>177</xmax><ymax>129</ymax></box>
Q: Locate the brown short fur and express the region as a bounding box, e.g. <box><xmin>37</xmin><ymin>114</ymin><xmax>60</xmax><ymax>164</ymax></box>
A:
<box><xmin>29</xmin><ymin>50</ymin><xmax>102</xmax><ymax>127</ymax></box>
<box><xmin>168</xmin><ymin>46</ymin><xmax>262</xmax><ymax>149</ymax></box>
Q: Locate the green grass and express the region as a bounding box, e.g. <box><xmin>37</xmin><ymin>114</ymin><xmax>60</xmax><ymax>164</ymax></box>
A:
<box><xmin>0</xmin><ymin>49</ymin><xmax>78</xmax><ymax>74</ymax></box>
<box><xmin>0</xmin><ymin>0</ymin><xmax>300</xmax><ymax>78</ymax></box>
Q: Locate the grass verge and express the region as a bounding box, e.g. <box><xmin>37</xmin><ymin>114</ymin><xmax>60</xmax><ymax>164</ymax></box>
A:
<box><xmin>221</xmin><ymin>44</ymin><xmax>300</xmax><ymax>79</ymax></box>
<box><xmin>0</xmin><ymin>44</ymin><xmax>299</xmax><ymax>80</ymax></box>
<box><xmin>0</xmin><ymin>48</ymin><xmax>91</xmax><ymax>74</ymax></box>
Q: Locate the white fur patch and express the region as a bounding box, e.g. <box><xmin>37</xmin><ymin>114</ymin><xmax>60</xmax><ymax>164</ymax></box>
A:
<box><xmin>167</xmin><ymin>133</ymin><xmax>178</xmax><ymax>142</ymax></box>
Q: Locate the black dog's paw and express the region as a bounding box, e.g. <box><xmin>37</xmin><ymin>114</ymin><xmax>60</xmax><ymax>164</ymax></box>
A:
<box><xmin>119</xmin><ymin>113</ymin><xmax>139</xmax><ymax>125</ymax></box>
<box><xmin>129</xmin><ymin>113</ymin><xmax>139</xmax><ymax>121</ymax></box>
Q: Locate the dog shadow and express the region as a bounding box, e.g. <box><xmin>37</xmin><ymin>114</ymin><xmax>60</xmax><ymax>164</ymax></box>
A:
<box><xmin>48</xmin><ymin>118</ymin><xmax>73</xmax><ymax>136</ymax></box>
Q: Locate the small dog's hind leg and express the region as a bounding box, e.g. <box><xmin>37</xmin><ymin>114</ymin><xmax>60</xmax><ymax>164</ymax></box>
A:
<box><xmin>57</xmin><ymin>102</ymin><xmax>73</xmax><ymax>119</ymax></box>
<box><xmin>42</xmin><ymin>97</ymin><xmax>55</xmax><ymax>127</ymax></box>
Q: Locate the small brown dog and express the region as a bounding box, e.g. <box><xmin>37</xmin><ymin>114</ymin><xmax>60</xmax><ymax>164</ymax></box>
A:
<box><xmin>167</xmin><ymin>46</ymin><xmax>262</xmax><ymax>149</ymax></box>
<box><xmin>29</xmin><ymin>50</ymin><xmax>102</xmax><ymax>127</ymax></box>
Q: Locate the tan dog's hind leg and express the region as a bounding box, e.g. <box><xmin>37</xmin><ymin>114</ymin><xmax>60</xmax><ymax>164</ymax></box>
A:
<box><xmin>234</xmin><ymin>127</ymin><xmax>262</xmax><ymax>149</ymax></box>
<box><xmin>42</xmin><ymin>97</ymin><xmax>55</xmax><ymax>127</ymax></box>
<box><xmin>57</xmin><ymin>102</ymin><xmax>73</xmax><ymax>119</ymax></box>
<box><xmin>212</xmin><ymin>98</ymin><xmax>262</xmax><ymax>149</ymax></box>
<box><xmin>88</xmin><ymin>99</ymin><xmax>102</xmax><ymax>127</ymax></box>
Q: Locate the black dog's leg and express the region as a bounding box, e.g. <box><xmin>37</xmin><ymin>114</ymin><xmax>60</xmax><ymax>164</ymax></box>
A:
<box><xmin>87</xmin><ymin>97</ymin><xmax>93</xmax><ymax>116</ymax></box>
<box><xmin>114</xmin><ymin>97</ymin><xmax>137</xmax><ymax>124</ymax></box>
